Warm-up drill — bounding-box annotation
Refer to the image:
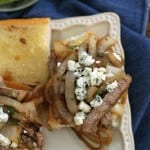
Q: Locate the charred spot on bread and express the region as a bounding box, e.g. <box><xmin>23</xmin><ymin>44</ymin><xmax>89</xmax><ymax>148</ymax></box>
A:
<box><xmin>19</xmin><ymin>38</ymin><xmax>26</xmax><ymax>45</ymax></box>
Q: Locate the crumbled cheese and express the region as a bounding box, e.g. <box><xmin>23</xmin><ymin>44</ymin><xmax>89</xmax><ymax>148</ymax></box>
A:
<box><xmin>74</xmin><ymin>112</ymin><xmax>86</xmax><ymax>125</ymax></box>
<box><xmin>0</xmin><ymin>133</ymin><xmax>11</xmax><ymax>147</ymax></box>
<box><xmin>85</xmin><ymin>76</ymin><xmax>91</xmax><ymax>86</ymax></box>
<box><xmin>0</xmin><ymin>107</ymin><xmax>9</xmax><ymax>123</ymax></box>
<box><xmin>75</xmin><ymin>87</ymin><xmax>87</xmax><ymax>101</ymax></box>
<box><xmin>68</xmin><ymin>60</ymin><xmax>82</xmax><ymax>74</ymax></box>
<box><xmin>90</xmin><ymin>95</ymin><xmax>103</xmax><ymax>107</ymax></box>
<box><xmin>96</xmin><ymin>67</ymin><xmax>106</xmax><ymax>73</ymax></box>
<box><xmin>33</xmin><ymin>142</ymin><xmax>37</xmax><ymax>147</ymax></box>
<box><xmin>82</xmin><ymin>67</ymin><xmax>92</xmax><ymax>76</ymax></box>
<box><xmin>90</xmin><ymin>67</ymin><xmax>106</xmax><ymax>86</ymax></box>
<box><xmin>75</xmin><ymin>62</ymin><xmax>82</xmax><ymax>71</ymax></box>
<box><xmin>96</xmin><ymin>60</ymin><xmax>101</xmax><ymax>64</ymax></box>
<box><xmin>10</xmin><ymin>142</ymin><xmax>18</xmax><ymax>148</ymax></box>
<box><xmin>106</xmin><ymin>80</ymin><xmax>118</xmax><ymax>93</ymax></box>
<box><xmin>78</xmin><ymin>101</ymin><xmax>91</xmax><ymax>113</ymax></box>
<box><xmin>67</xmin><ymin>60</ymin><xmax>76</xmax><ymax>71</ymax></box>
<box><xmin>106</xmin><ymin>72</ymin><xmax>114</xmax><ymax>78</ymax></box>
<box><xmin>78</xmin><ymin>51</ymin><xmax>95</xmax><ymax>66</ymax></box>
<box><xmin>57</xmin><ymin>62</ymin><xmax>61</xmax><ymax>67</ymax></box>
<box><xmin>23</xmin><ymin>130</ymin><xmax>27</xmax><ymax>134</ymax></box>
<box><xmin>98</xmin><ymin>43</ymin><xmax>106</xmax><ymax>56</ymax></box>
<box><xmin>76</xmin><ymin>76</ymin><xmax>90</xmax><ymax>87</ymax></box>
<box><xmin>73</xmin><ymin>63</ymin><xmax>83</xmax><ymax>77</ymax></box>
<box><xmin>74</xmin><ymin>71</ymin><xmax>82</xmax><ymax>78</ymax></box>
<box><xmin>113</xmin><ymin>52</ymin><xmax>122</xmax><ymax>61</ymax></box>
<box><xmin>112</xmin><ymin>120</ymin><xmax>119</xmax><ymax>128</ymax></box>
<box><xmin>111</xmin><ymin>115</ymin><xmax>120</xmax><ymax>128</ymax></box>
<box><xmin>76</xmin><ymin>77</ymin><xmax>87</xmax><ymax>87</ymax></box>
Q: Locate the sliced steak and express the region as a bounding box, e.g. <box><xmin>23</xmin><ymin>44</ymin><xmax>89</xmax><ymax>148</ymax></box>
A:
<box><xmin>82</xmin><ymin>74</ymin><xmax>132</xmax><ymax>133</ymax></box>
<box><xmin>0</xmin><ymin>86</ymin><xmax>29</xmax><ymax>101</ymax></box>
<box><xmin>100</xmin><ymin>112</ymin><xmax>112</xmax><ymax>126</ymax></box>
<box><xmin>20</xmin><ymin>123</ymin><xmax>44</xmax><ymax>150</ymax></box>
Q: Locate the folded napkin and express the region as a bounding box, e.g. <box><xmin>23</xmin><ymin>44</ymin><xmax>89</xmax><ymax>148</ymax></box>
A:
<box><xmin>0</xmin><ymin>0</ymin><xmax>150</xmax><ymax>149</ymax></box>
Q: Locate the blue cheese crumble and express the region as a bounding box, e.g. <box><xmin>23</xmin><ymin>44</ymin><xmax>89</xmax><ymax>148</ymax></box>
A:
<box><xmin>0</xmin><ymin>133</ymin><xmax>11</xmax><ymax>147</ymax></box>
<box><xmin>78</xmin><ymin>101</ymin><xmax>91</xmax><ymax>113</ymax></box>
<box><xmin>74</xmin><ymin>111</ymin><xmax>86</xmax><ymax>125</ymax></box>
<box><xmin>90</xmin><ymin>67</ymin><xmax>106</xmax><ymax>86</ymax></box>
<box><xmin>106</xmin><ymin>80</ymin><xmax>118</xmax><ymax>93</ymax></box>
<box><xmin>0</xmin><ymin>106</ymin><xmax>9</xmax><ymax>123</ymax></box>
<box><xmin>75</xmin><ymin>87</ymin><xmax>87</xmax><ymax>101</ymax></box>
<box><xmin>90</xmin><ymin>95</ymin><xmax>103</xmax><ymax>107</ymax></box>
<box><xmin>78</xmin><ymin>51</ymin><xmax>95</xmax><ymax>66</ymax></box>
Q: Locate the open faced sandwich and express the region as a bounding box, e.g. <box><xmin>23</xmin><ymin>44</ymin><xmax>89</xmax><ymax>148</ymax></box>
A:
<box><xmin>45</xmin><ymin>32</ymin><xmax>132</xmax><ymax>149</ymax></box>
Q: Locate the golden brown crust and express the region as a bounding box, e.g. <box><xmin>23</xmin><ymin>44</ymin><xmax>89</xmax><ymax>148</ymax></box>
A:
<box><xmin>0</xmin><ymin>18</ymin><xmax>51</xmax><ymax>25</ymax></box>
<box><xmin>0</xmin><ymin>18</ymin><xmax>51</xmax><ymax>85</ymax></box>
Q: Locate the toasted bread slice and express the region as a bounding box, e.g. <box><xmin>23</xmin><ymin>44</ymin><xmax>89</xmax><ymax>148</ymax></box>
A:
<box><xmin>0</xmin><ymin>18</ymin><xmax>51</xmax><ymax>85</ymax></box>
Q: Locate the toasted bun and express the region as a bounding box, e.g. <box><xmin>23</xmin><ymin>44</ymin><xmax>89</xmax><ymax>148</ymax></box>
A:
<box><xmin>0</xmin><ymin>18</ymin><xmax>51</xmax><ymax>85</ymax></box>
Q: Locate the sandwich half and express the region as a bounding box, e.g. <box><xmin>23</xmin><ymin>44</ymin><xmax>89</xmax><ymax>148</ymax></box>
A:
<box><xmin>0</xmin><ymin>18</ymin><xmax>51</xmax><ymax>85</ymax></box>
<box><xmin>0</xmin><ymin>18</ymin><xmax>51</xmax><ymax>150</ymax></box>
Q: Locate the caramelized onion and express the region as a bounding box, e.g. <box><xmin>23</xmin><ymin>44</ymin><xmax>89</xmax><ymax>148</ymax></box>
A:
<box><xmin>4</xmin><ymin>80</ymin><xmax>32</xmax><ymax>91</ymax></box>
<box><xmin>65</xmin><ymin>71</ymin><xmax>78</xmax><ymax>114</ymax></box>
<box><xmin>106</xmin><ymin>51</ymin><xmax>124</xmax><ymax>67</ymax></box>
<box><xmin>54</xmin><ymin>42</ymin><xmax>72</xmax><ymax>61</ymax></box>
<box><xmin>98</xmin><ymin>36</ymin><xmax>116</xmax><ymax>56</ymax></box>
<box><xmin>106</xmin><ymin>71</ymin><xmax>125</xmax><ymax>83</ymax></box>
<box><xmin>0</xmin><ymin>86</ymin><xmax>29</xmax><ymax>101</ymax></box>
<box><xmin>53</xmin><ymin>74</ymin><xmax>73</xmax><ymax>124</ymax></box>
<box><xmin>45</xmin><ymin>53</ymin><xmax>78</xmax><ymax>125</ymax></box>
<box><xmin>86</xmin><ymin>86</ymin><xmax>98</xmax><ymax>103</ymax></box>
<box><xmin>66</xmin><ymin>32</ymin><xmax>91</xmax><ymax>48</ymax></box>
<box><xmin>25</xmin><ymin>84</ymin><xmax>45</xmax><ymax>101</ymax></box>
<box><xmin>0</xmin><ymin>96</ymin><xmax>43</xmax><ymax>124</ymax></box>
<box><xmin>1</xmin><ymin>125</ymin><xmax>22</xmax><ymax>143</ymax></box>
<box><xmin>88</xmin><ymin>34</ymin><xmax>98</xmax><ymax>58</ymax></box>
<box><xmin>98</xmin><ymin>127</ymin><xmax>112</xmax><ymax>145</ymax></box>
<box><xmin>48</xmin><ymin>49</ymin><xmax>57</xmax><ymax>75</ymax></box>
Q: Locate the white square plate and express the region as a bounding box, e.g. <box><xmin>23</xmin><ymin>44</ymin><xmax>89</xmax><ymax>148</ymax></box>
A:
<box><xmin>41</xmin><ymin>13</ymin><xmax>135</xmax><ymax>150</ymax></box>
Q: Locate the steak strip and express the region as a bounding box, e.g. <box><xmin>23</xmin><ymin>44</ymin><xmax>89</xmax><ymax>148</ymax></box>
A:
<box><xmin>100</xmin><ymin>112</ymin><xmax>112</xmax><ymax>127</ymax></box>
<box><xmin>0</xmin><ymin>86</ymin><xmax>29</xmax><ymax>101</ymax></box>
<box><xmin>82</xmin><ymin>74</ymin><xmax>132</xmax><ymax>133</ymax></box>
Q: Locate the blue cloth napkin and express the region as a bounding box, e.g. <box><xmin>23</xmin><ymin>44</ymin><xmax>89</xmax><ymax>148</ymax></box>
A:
<box><xmin>0</xmin><ymin>0</ymin><xmax>150</xmax><ymax>149</ymax></box>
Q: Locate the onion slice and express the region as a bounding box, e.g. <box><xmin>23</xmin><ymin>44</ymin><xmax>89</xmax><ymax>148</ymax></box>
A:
<box><xmin>1</xmin><ymin>124</ymin><xmax>22</xmax><ymax>143</ymax></box>
<box><xmin>86</xmin><ymin>86</ymin><xmax>98</xmax><ymax>103</ymax></box>
<box><xmin>98</xmin><ymin>36</ymin><xmax>116</xmax><ymax>56</ymax></box>
<box><xmin>0</xmin><ymin>86</ymin><xmax>29</xmax><ymax>101</ymax></box>
<box><xmin>88</xmin><ymin>34</ymin><xmax>98</xmax><ymax>58</ymax></box>
<box><xmin>0</xmin><ymin>96</ymin><xmax>43</xmax><ymax>124</ymax></box>
<box><xmin>106</xmin><ymin>51</ymin><xmax>124</xmax><ymax>67</ymax></box>
<box><xmin>65</xmin><ymin>71</ymin><xmax>78</xmax><ymax>114</ymax></box>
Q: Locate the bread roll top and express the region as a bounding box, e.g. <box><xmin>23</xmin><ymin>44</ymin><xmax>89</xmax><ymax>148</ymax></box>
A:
<box><xmin>0</xmin><ymin>18</ymin><xmax>51</xmax><ymax>85</ymax></box>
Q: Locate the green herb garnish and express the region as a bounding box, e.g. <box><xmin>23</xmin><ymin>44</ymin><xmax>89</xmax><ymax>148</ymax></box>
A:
<box><xmin>7</xmin><ymin>90</ymin><xmax>13</xmax><ymax>97</ymax></box>
<box><xmin>7</xmin><ymin>106</ymin><xmax>16</xmax><ymax>115</ymax></box>
<box><xmin>17</xmin><ymin>136</ymin><xmax>21</xmax><ymax>144</ymax></box>
<box><xmin>68</xmin><ymin>45</ymin><xmax>79</xmax><ymax>49</ymax></box>
<box><xmin>98</xmin><ymin>90</ymin><xmax>108</xmax><ymax>98</ymax></box>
